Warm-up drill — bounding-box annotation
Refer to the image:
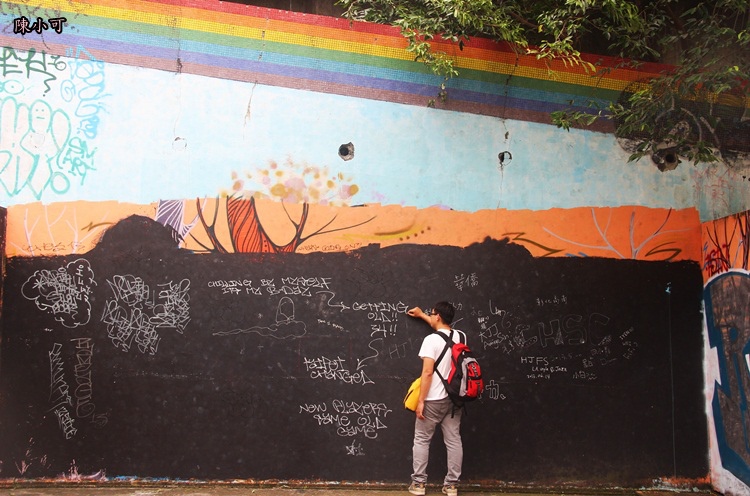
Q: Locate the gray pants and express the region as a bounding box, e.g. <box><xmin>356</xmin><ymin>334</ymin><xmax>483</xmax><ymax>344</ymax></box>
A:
<box><xmin>411</xmin><ymin>397</ymin><xmax>463</xmax><ymax>484</ymax></box>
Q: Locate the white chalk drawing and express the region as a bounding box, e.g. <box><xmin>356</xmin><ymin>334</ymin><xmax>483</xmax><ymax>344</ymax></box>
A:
<box><xmin>49</xmin><ymin>343</ymin><xmax>77</xmax><ymax>439</ymax></box>
<box><xmin>213</xmin><ymin>296</ymin><xmax>307</xmax><ymax>339</ymax></box>
<box><xmin>21</xmin><ymin>258</ymin><xmax>95</xmax><ymax>328</ymax></box>
<box><xmin>101</xmin><ymin>275</ymin><xmax>191</xmax><ymax>354</ymax></box>
<box><xmin>70</xmin><ymin>337</ymin><xmax>108</xmax><ymax>427</ymax></box>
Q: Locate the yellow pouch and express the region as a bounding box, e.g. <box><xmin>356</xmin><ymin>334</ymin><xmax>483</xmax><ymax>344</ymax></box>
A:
<box><xmin>403</xmin><ymin>377</ymin><xmax>421</xmax><ymax>411</ymax></box>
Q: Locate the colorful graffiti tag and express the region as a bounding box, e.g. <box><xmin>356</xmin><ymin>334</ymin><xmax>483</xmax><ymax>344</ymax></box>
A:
<box><xmin>703</xmin><ymin>209</ymin><xmax>750</xmax><ymax>490</ymax></box>
<box><xmin>0</xmin><ymin>46</ymin><xmax>103</xmax><ymax>200</ymax></box>
<box><xmin>706</xmin><ymin>271</ymin><xmax>750</xmax><ymax>486</ymax></box>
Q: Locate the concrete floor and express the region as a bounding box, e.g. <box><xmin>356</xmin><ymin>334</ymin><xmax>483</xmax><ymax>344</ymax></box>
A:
<box><xmin>0</xmin><ymin>485</ymin><xmax>720</xmax><ymax>496</ymax></box>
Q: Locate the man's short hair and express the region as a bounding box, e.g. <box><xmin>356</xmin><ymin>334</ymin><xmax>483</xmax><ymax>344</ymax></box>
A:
<box><xmin>433</xmin><ymin>301</ymin><xmax>455</xmax><ymax>325</ymax></box>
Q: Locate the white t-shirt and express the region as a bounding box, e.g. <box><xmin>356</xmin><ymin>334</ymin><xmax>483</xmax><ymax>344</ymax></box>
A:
<box><xmin>418</xmin><ymin>328</ymin><xmax>465</xmax><ymax>401</ymax></box>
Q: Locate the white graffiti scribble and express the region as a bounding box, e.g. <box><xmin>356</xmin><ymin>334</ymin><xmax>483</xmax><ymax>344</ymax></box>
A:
<box><xmin>303</xmin><ymin>356</ymin><xmax>373</xmax><ymax>385</ymax></box>
<box><xmin>54</xmin><ymin>406</ymin><xmax>77</xmax><ymax>440</ymax></box>
<box><xmin>152</xmin><ymin>279</ymin><xmax>191</xmax><ymax>332</ymax></box>
<box><xmin>21</xmin><ymin>258</ymin><xmax>95</xmax><ymax>328</ymax></box>
<box><xmin>71</xmin><ymin>337</ymin><xmax>108</xmax><ymax>427</ymax></box>
<box><xmin>345</xmin><ymin>440</ymin><xmax>365</xmax><ymax>456</ymax></box>
<box><xmin>300</xmin><ymin>399</ymin><xmax>390</xmax><ymax>439</ymax></box>
<box><xmin>48</xmin><ymin>343</ymin><xmax>77</xmax><ymax>439</ymax></box>
<box><xmin>101</xmin><ymin>274</ymin><xmax>191</xmax><ymax>354</ymax></box>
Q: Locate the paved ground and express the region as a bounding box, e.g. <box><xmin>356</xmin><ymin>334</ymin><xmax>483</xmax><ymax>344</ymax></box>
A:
<box><xmin>0</xmin><ymin>485</ymin><xmax>720</xmax><ymax>496</ymax></box>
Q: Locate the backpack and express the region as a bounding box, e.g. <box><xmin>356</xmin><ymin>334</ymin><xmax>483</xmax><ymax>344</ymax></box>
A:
<box><xmin>435</xmin><ymin>330</ymin><xmax>484</xmax><ymax>408</ymax></box>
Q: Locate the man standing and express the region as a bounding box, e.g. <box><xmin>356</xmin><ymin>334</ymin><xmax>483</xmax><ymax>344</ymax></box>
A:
<box><xmin>406</xmin><ymin>301</ymin><xmax>464</xmax><ymax>496</ymax></box>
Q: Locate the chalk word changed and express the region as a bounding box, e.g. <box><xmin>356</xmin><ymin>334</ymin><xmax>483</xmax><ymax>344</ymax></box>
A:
<box><xmin>303</xmin><ymin>356</ymin><xmax>373</xmax><ymax>385</ymax></box>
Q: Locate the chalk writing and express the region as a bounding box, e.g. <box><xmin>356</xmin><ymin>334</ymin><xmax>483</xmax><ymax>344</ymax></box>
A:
<box><xmin>317</xmin><ymin>318</ymin><xmax>348</xmax><ymax>333</ymax></box>
<box><xmin>484</xmin><ymin>379</ymin><xmax>506</xmax><ymax>400</ymax></box>
<box><xmin>521</xmin><ymin>356</ymin><xmax>569</xmax><ymax>381</ymax></box>
<box><xmin>54</xmin><ymin>406</ymin><xmax>77</xmax><ymax>440</ymax></box>
<box><xmin>303</xmin><ymin>356</ymin><xmax>374</xmax><ymax>385</ymax></box>
<box><xmin>536</xmin><ymin>294</ymin><xmax>568</xmax><ymax>306</ymax></box>
<box><xmin>573</xmin><ymin>370</ymin><xmax>598</xmax><ymax>381</ymax></box>
<box><xmin>49</xmin><ymin>343</ymin><xmax>77</xmax><ymax>439</ymax></box>
<box><xmin>298</xmin><ymin>242</ymin><xmax>363</xmax><ymax>253</ymax></box>
<box><xmin>454</xmin><ymin>272</ymin><xmax>478</xmax><ymax>291</ymax></box>
<box><xmin>351</xmin><ymin>301</ymin><xmax>409</xmax><ymax>313</ymax></box>
<box><xmin>481</xmin><ymin>301</ymin><xmax>639</xmax><ymax>381</ymax></box>
<box><xmin>299</xmin><ymin>400</ymin><xmax>391</xmax><ymax>439</ymax></box>
<box><xmin>101</xmin><ymin>275</ymin><xmax>191</xmax><ymax>354</ymax></box>
<box><xmin>207</xmin><ymin>277</ymin><xmax>333</xmax><ymax>297</ymax></box>
<box><xmin>14</xmin><ymin>241</ymin><xmax>89</xmax><ymax>255</ymax></box>
<box><xmin>346</xmin><ymin>440</ymin><xmax>365</xmax><ymax>456</ymax></box>
<box><xmin>483</xmin><ymin>303</ymin><xmax>612</xmax><ymax>353</ymax></box>
<box><xmin>13</xmin><ymin>16</ymin><xmax>67</xmax><ymax>35</ymax></box>
<box><xmin>266</xmin><ymin>276</ymin><xmax>332</xmax><ymax>296</ymax></box>
<box><xmin>207</xmin><ymin>279</ymin><xmax>262</xmax><ymax>295</ymax></box>
<box><xmin>71</xmin><ymin>338</ymin><xmax>108</xmax><ymax>427</ymax></box>
<box><xmin>21</xmin><ymin>258</ymin><xmax>95</xmax><ymax>328</ymax></box>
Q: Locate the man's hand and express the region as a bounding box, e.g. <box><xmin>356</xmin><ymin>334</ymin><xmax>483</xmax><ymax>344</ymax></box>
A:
<box><xmin>416</xmin><ymin>400</ymin><xmax>426</xmax><ymax>420</ymax></box>
<box><xmin>407</xmin><ymin>307</ymin><xmax>425</xmax><ymax>318</ymax></box>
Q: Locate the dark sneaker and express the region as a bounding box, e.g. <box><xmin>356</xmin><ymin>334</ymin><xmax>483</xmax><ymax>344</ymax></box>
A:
<box><xmin>442</xmin><ymin>484</ymin><xmax>457</xmax><ymax>496</ymax></box>
<box><xmin>408</xmin><ymin>482</ymin><xmax>426</xmax><ymax>496</ymax></box>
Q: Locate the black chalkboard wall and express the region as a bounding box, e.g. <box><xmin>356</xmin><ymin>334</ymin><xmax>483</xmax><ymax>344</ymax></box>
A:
<box><xmin>0</xmin><ymin>215</ymin><xmax>708</xmax><ymax>487</ymax></box>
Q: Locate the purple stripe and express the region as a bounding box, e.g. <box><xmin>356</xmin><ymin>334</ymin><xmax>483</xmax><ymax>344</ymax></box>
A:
<box><xmin>0</xmin><ymin>32</ymin><xmax>584</xmax><ymax>116</ymax></box>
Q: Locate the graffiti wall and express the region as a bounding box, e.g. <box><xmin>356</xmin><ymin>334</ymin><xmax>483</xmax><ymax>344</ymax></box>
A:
<box><xmin>0</xmin><ymin>0</ymin><xmax>745</xmax><ymax>491</ymax></box>
<box><xmin>0</xmin><ymin>214</ymin><xmax>709</xmax><ymax>487</ymax></box>
<box><xmin>703</xmin><ymin>210</ymin><xmax>750</xmax><ymax>496</ymax></box>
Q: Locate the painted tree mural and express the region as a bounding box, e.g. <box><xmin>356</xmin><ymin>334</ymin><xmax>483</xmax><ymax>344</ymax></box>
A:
<box><xmin>156</xmin><ymin>158</ymin><xmax>373</xmax><ymax>254</ymax></box>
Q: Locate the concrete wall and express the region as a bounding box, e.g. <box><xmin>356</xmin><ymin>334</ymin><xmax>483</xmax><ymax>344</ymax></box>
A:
<box><xmin>0</xmin><ymin>0</ymin><xmax>749</xmax><ymax>491</ymax></box>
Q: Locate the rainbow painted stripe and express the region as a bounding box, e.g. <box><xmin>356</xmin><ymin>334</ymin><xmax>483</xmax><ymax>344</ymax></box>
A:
<box><xmin>0</xmin><ymin>0</ymin><xmax>673</xmax><ymax>129</ymax></box>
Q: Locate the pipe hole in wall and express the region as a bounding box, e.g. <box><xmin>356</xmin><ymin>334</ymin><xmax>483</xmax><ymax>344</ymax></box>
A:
<box><xmin>498</xmin><ymin>151</ymin><xmax>512</xmax><ymax>167</ymax></box>
<box><xmin>339</xmin><ymin>142</ymin><xmax>354</xmax><ymax>161</ymax></box>
<box><xmin>652</xmin><ymin>148</ymin><xmax>680</xmax><ymax>171</ymax></box>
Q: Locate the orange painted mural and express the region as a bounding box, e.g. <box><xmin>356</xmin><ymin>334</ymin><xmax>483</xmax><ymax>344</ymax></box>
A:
<box><xmin>6</xmin><ymin>198</ymin><xmax>701</xmax><ymax>262</ymax></box>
